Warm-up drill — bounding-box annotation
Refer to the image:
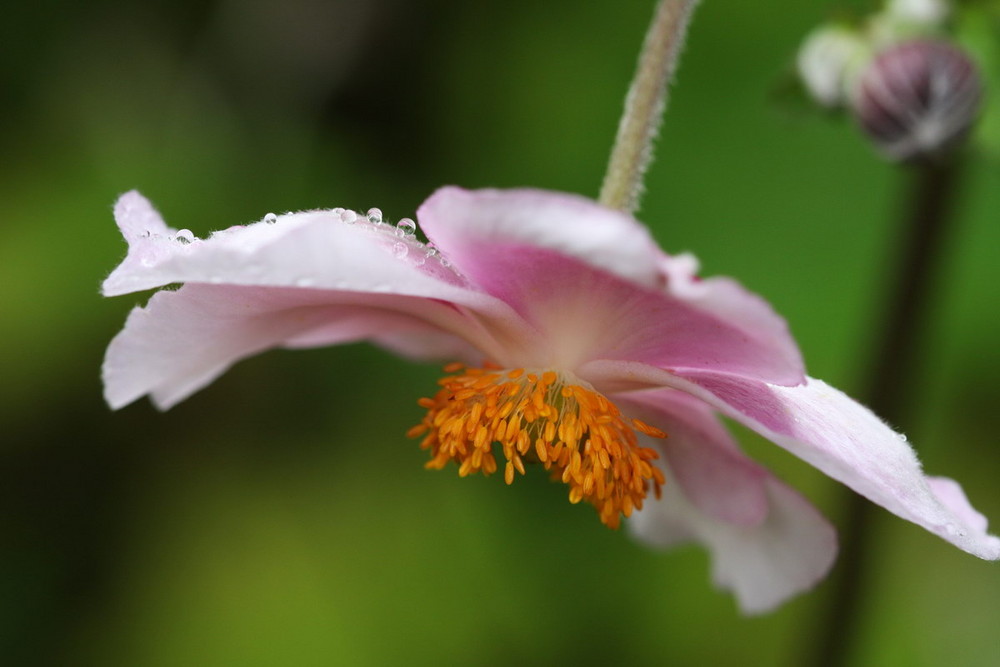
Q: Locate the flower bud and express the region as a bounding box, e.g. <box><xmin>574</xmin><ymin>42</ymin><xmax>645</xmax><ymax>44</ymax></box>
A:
<box><xmin>852</xmin><ymin>40</ymin><xmax>982</xmax><ymax>161</ymax></box>
<box><xmin>797</xmin><ymin>26</ymin><xmax>870</xmax><ymax>108</ymax></box>
<box><xmin>886</xmin><ymin>0</ymin><xmax>950</xmax><ymax>27</ymax></box>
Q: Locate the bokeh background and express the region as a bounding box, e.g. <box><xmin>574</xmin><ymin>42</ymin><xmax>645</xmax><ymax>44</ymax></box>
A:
<box><xmin>2</xmin><ymin>1</ymin><xmax>999</xmax><ymax>665</ymax></box>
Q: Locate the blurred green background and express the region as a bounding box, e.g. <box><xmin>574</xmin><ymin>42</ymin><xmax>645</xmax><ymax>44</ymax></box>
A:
<box><xmin>2</xmin><ymin>1</ymin><xmax>998</xmax><ymax>665</ymax></box>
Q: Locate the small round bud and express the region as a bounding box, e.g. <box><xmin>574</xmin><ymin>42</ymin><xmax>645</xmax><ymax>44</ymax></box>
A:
<box><xmin>797</xmin><ymin>26</ymin><xmax>870</xmax><ymax>108</ymax></box>
<box><xmin>886</xmin><ymin>0</ymin><xmax>950</xmax><ymax>27</ymax></box>
<box><xmin>852</xmin><ymin>41</ymin><xmax>982</xmax><ymax>161</ymax></box>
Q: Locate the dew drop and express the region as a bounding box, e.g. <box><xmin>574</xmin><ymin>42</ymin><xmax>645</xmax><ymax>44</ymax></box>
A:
<box><xmin>396</xmin><ymin>217</ymin><xmax>416</xmax><ymax>237</ymax></box>
<box><xmin>332</xmin><ymin>207</ymin><xmax>345</xmax><ymax>215</ymax></box>
<box><xmin>413</xmin><ymin>255</ymin><xmax>426</xmax><ymax>267</ymax></box>
<box><xmin>367</xmin><ymin>207</ymin><xmax>383</xmax><ymax>224</ymax></box>
<box><xmin>264</xmin><ymin>213</ymin><xmax>278</xmax><ymax>224</ymax></box>
<box><xmin>897</xmin><ymin>433</ymin><xmax>908</xmax><ymax>442</ymax></box>
<box><xmin>393</xmin><ymin>242</ymin><xmax>409</xmax><ymax>259</ymax></box>
<box><xmin>340</xmin><ymin>209</ymin><xmax>358</xmax><ymax>224</ymax></box>
<box><xmin>173</xmin><ymin>229</ymin><xmax>195</xmax><ymax>244</ymax></box>
<box><xmin>945</xmin><ymin>523</ymin><xmax>964</xmax><ymax>537</ymax></box>
<box><xmin>426</xmin><ymin>247</ymin><xmax>438</xmax><ymax>258</ymax></box>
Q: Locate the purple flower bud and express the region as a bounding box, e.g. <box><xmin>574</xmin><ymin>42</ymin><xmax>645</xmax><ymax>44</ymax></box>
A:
<box><xmin>853</xmin><ymin>41</ymin><xmax>982</xmax><ymax>161</ymax></box>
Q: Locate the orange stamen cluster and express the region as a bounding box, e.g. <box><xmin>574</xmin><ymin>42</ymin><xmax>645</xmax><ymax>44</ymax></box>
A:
<box><xmin>408</xmin><ymin>363</ymin><xmax>667</xmax><ymax>529</ymax></box>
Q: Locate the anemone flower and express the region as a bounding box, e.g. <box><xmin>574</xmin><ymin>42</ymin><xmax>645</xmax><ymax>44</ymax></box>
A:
<box><xmin>102</xmin><ymin>186</ymin><xmax>999</xmax><ymax>613</ymax></box>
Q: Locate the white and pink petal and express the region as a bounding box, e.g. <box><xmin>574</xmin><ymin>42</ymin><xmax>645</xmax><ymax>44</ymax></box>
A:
<box><xmin>659</xmin><ymin>252</ymin><xmax>806</xmax><ymax>382</ymax></box>
<box><xmin>617</xmin><ymin>386</ymin><xmax>837</xmax><ymax>613</ymax></box>
<box><xmin>105</xmin><ymin>192</ymin><xmax>481</xmax><ymax>310</ymax></box>
<box><xmin>417</xmin><ymin>187</ymin><xmax>804</xmax><ymax>385</ymax></box>
<box><xmin>680</xmin><ymin>372</ymin><xmax>1000</xmax><ymax>559</ymax></box>
<box><xmin>101</xmin><ymin>191</ymin><xmax>554</xmax><ymax>409</ymax></box>
<box><xmin>664</xmin><ymin>367</ymin><xmax>1000</xmax><ymax>560</ymax></box>
<box><xmin>412</xmin><ymin>242</ymin><xmax>805</xmax><ymax>383</ymax></box>
<box><xmin>629</xmin><ymin>458</ymin><xmax>837</xmax><ymax>615</ymax></box>
<box><xmin>582</xmin><ymin>361</ymin><xmax>1000</xmax><ymax>559</ymax></box>
<box><xmin>104</xmin><ymin>285</ymin><xmax>489</xmax><ymax>410</ymax></box>
<box><xmin>615</xmin><ymin>389</ymin><xmax>770</xmax><ymax>527</ymax></box>
<box><xmin>417</xmin><ymin>186</ymin><xmax>665</xmax><ymax>288</ymax></box>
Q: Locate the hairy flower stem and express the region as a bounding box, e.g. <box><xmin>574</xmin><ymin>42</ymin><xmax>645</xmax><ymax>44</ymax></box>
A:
<box><xmin>599</xmin><ymin>0</ymin><xmax>699</xmax><ymax>214</ymax></box>
<box><xmin>814</xmin><ymin>157</ymin><xmax>964</xmax><ymax>667</ymax></box>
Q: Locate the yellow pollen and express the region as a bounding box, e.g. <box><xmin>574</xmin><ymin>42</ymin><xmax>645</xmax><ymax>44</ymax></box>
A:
<box><xmin>409</xmin><ymin>363</ymin><xmax>667</xmax><ymax>529</ymax></box>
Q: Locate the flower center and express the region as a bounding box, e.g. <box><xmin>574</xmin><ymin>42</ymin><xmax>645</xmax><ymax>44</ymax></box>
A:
<box><xmin>408</xmin><ymin>363</ymin><xmax>667</xmax><ymax>529</ymax></box>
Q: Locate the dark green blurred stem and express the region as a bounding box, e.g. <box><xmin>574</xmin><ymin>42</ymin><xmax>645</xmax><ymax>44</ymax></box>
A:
<box><xmin>814</xmin><ymin>157</ymin><xmax>963</xmax><ymax>667</ymax></box>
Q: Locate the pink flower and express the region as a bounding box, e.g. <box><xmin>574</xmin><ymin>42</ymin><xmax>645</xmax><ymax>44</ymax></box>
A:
<box><xmin>103</xmin><ymin>186</ymin><xmax>1000</xmax><ymax>613</ymax></box>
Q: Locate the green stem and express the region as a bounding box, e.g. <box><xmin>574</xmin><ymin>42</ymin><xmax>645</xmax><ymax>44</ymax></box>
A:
<box><xmin>599</xmin><ymin>0</ymin><xmax>699</xmax><ymax>213</ymax></box>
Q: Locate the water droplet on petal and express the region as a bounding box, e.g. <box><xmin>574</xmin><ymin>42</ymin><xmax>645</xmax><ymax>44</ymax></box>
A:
<box><xmin>367</xmin><ymin>207</ymin><xmax>383</xmax><ymax>224</ymax></box>
<box><xmin>264</xmin><ymin>213</ymin><xmax>278</xmax><ymax>224</ymax></box>
<box><xmin>945</xmin><ymin>523</ymin><xmax>964</xmax><ymax>537</ymax></box>
<box><xmin>897</xmin><ymin>433</ymin><xmax>908</xmax><ymax>442</ymax></box>
<box><xmin>393</xmin><ymin>242</ymin><xmax>409</xmax><ymax>259</ymax></box>
<box><xmin>397</xmin><ymin>217</ymin><xmax>416</xmax><ymax>236</ymax></box>
<box><xmin>332</xmin><ymin>207</ymin><xmax>344</xmax><ymax>215</ymax></box>
<box><xmin>413</xmin><ymin>255</ymin><xmax>426</xmax><ymax>267</ymax></box>
<box><xmin>173</xmin><ymin>229</ymin><xmax>195</xmax><ymax>244</ymax></box>
<box><xmin>341</xmin><ymin>210</ymin><xmax>358</xmax><ymax>224</ymax></box>
<box><xmin>426</xmin><ymin>248</ymin><xmax>438</xmax><ymax>258</ymax></box>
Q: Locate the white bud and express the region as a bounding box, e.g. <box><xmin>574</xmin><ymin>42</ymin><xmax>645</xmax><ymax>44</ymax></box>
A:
<box><xmin>887</xmin><ymin>0</ymin><xmax>950</xmax><ymax>26</ymax></box>
<box><xmin>797</xmin><ymin>26</ymin><xmax>870</xmax><ymax>108</ymax></box>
